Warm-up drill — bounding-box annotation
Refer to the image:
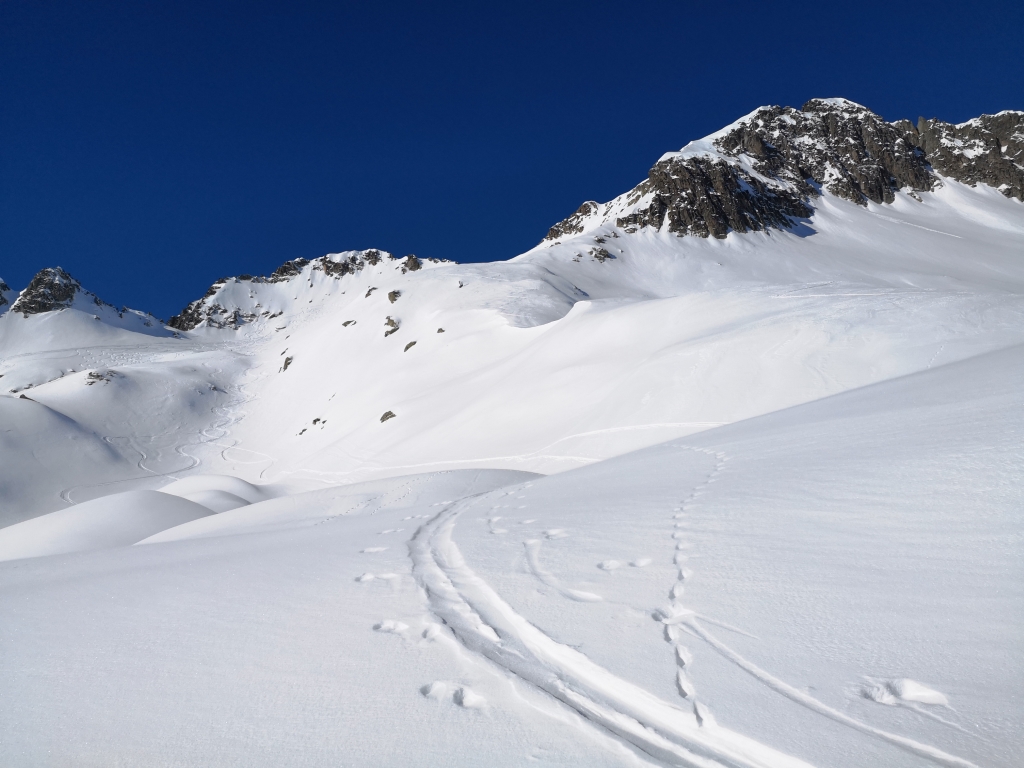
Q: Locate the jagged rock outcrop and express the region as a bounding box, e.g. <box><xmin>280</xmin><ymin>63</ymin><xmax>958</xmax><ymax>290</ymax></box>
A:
<box><xmin>546</xmin><ymin>202</ymin><xmax>599</xmax><ymax>240</ymax></box>
<box><xmin>168</xmin><ymin>249</ymin><xmax>449</xmax><ymax>332</ymax></box>
<box><xmin>913</xmin><ymin>111</ymin><xmax>1024</xmax><ymax>201</ymax></box>
<box><xmin>168</xmin><ymin>279</ymin><xmax>231</xmax><ymax>330</ymax></box>
<box><xmin>545</xmin><ymin>99</ymin><xmax>1024</xmax><ymax>242</ymax></box>
<box><xmin>615</xmin><ymin>155</ymin><xmax>814</xmax><ymax>238</ymax></box>
<box><xmin>169</xmin><ymin>251</ymin><xmax>385</xmax><ymax>331</ymax></box>
<box><xmin>268</xmin><ymin>259</ymin><xmax>309</xmax><ymax>282</ymax></box>
<box><xmin>0</xmin><ymin>278</ymin><xmax>11</xmax><ymax>310</ymax></box>
<box><xmin>10</xmin><ymin>267</ymin><xmax>110</xmax><ymax>317</ymax></box>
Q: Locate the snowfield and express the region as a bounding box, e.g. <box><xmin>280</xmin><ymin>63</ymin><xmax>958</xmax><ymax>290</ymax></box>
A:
<box><xmin>0</xmin><ymin>128</ymin><xmax>1022</xmax><ymax>766</ymax></box>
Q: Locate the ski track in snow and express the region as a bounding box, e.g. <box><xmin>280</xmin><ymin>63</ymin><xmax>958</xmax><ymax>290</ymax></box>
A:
<box><xmin>404</xmin><ymin>451</ymin><xmax>981</xmax><ymax>768</ymax></box>
<box><xmin>523</xmin><ymin>538</ymin><xmax>604</xmax><ymax>603</ymax></box>
<box><xmin>410</xmin><ymin>491</ymin><xmax>813</xmax><ymax>768</ymax></box>
<box><xmin>57</xmin><ymin>342</ymin><xmax>270</xmax><ymax>504</ymax></box>
<box><xmin>657</xmin><ymin>446</ymin><xmax>978</xmax><ymax>768</ymax></box>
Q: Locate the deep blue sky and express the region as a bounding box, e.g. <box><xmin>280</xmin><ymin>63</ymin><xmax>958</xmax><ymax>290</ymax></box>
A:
<box><xmin>2</xmin><ymin>0</ymin><xmax>1021</xmax><ymax>319</ymax></box>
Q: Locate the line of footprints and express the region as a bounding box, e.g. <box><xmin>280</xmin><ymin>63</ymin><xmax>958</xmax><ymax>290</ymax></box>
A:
<box><xmin>660</xmin><ymin>449</ymin><xmax>727</xmax><ymax>728</ymax></box>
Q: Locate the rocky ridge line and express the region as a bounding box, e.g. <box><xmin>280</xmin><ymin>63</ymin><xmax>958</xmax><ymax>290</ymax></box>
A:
<box><xmin>546</xmin><ymin>99</ymin><xmax>1024</xmax><ymax>242</ymax></box>
<box><xmin>169</xmin><ymin>250</ymin><xmax>433</xmax><ymax>331</ymax></box>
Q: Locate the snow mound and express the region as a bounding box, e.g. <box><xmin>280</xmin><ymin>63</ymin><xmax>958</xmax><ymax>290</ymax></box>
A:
<box><xmin>157</xmin><ymin>474</ymin><xmax>276</xmax><ymax>505</ymax></box>
<box><xmin>0</xmin><ymin>490</ymin><xmax>215</xmax><ymax>562</ymax></box>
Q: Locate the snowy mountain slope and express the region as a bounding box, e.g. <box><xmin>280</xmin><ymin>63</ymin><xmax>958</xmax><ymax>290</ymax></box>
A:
<box><xmin>0</xmin><ymin>344</ymin><xmax>1018</xmax><ymax>767</ymax></box>
<box><xmin>1</xmin><ymin>103</ymin><xmax>1023</xmax><ymax>525</ymax></box>
<box><xmin>0</xmin><ymin>97</ymin><xmax>1022</xmax><ymax>766</ymax></box>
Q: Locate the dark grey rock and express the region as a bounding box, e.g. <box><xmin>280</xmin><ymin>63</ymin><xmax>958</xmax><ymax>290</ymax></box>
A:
<box><xmin>388</xmin><ymin>290</ymin><xmax>401</xmax><ymax>303</ymax></box>
<box><xmin>404</xmin><ymin>341</ymin><xmax>417</xmax><ymax>352</ymax></box>
<box><xmin>380</xmin><ymin>410</ymin><xmax>396</xmax><ymax>423</ymax></box>
<box><xmin>384</xmin><ymin>316</ymin><xmax>400</xmax><ymax>337</ymax></box>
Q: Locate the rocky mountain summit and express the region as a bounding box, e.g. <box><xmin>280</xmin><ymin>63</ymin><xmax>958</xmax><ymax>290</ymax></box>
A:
<box><xmin>1</xmin><ymin>267</ymin><xmax>164</xmax><ymax>334</ymax></box>
<box><xmin>8</xmin><ymin>267</ymin><xmax>116</xmax><ymax>318</ymax></box>
<box><xmin>547</xmin><ymin>99</ymin><xmax>1024</xmax><ymax>241</ymax></box>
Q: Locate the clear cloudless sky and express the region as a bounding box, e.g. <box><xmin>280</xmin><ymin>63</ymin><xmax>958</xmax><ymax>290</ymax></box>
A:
<box><xmin>1</xmin><ymin>0</ymin><xmax>1022</xmax><ymax>319</ymax></box>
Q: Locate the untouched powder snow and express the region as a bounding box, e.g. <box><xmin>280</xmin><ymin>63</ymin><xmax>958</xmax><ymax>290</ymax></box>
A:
<box><xmin>0</xmin><ymin>107</ymin><xmax>1022</xmax><ymax>766</ymax></box>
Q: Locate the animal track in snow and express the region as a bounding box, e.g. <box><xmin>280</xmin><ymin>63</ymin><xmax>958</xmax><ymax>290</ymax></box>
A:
<box><xmin>543</xmin><ymin>529</ymin><xmax>568</xmax><ymax>539</ymax></box>
<box><xmin>356</xmin><ymin>573</ymin><xmax>375</xmax><ymax>582</ymax></box>
<box><xmin>361</xmin><ymin>547</ymin><xmax>387</xmax><ymax>553</ymax></box>
<box><xmin>597</xmin><ymin>560</ymin><xmax>621</xmax><ymax>571</ymax></box>
<box><xmin>420</xmin><ymin>681</ymin><xmax>448</xmax><ymax>699</ymax></box>
<box><xmin>629</xmin><ymin>558</ymin><xmax>652</xmax><ymax>567</ymax></box>
<box><xmin>379</xmin><ymin>528</ymin><xmax>404</xmax><ymax>534</ymax></box>
<box><xmin>373</xmin><ymin>620</ymin><xmax>408</xmax><ymax>634</ymax></box>
<box><xmin>453</xmin><ymin>686</ymin><xmax>487</xmax><ymax>709</ymax></box>
<box><xmin>861</xmin><ymin>678</ymin><xmax>949</xmax><ymax>706</ymax></box>
<box><xmin>694</xmin><ymin>701</ymin><xmax>716</xmax><ymax>727</ymax></box>
<box><xmin>676</xmin><ymin>669</ymin><xmax>697</xmax><ymax>699</ymax></box>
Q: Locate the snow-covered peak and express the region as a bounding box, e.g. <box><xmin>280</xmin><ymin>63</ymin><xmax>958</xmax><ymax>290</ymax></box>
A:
<box><xmin>542</xmin><ymin>98</ymin><xmax>1024</xmax><ymax>245</ymax></box>
<box><xmin>2</xmin><ymin>267</ymin><xmax>169</xmax><ymax>340</ymax></box>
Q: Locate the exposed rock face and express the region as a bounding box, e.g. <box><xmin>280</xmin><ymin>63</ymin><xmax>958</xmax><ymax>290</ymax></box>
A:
<box><xmin>616</xmin><ymin>155</ymin><xmax>814</xmax><ymax>238</ymax></box>
<box><xmin>10</xmin><ymin>267</ymin><xmax>109</xmax><ymax>317</ymax></box>
<box><xmin>914</xmin><ymin>111</ymin><xmax>1024</xmax><ymax>201</ymax></box>
<box><xmin>169</xmin><ymin>250</ymin><xmax>386</xmax><ymax>331</ymax></box>
<box><xmin>547</xmin><ymin>202</ymin><xmax>599</xmax><ymax>240</ymax></box>
<box><xmin>0</xmin><ymin>279</ymin><xmax>11</xmax><ymax>310</ymax></box>
<box><xmin>168</xmin><ymin>279</ymin><xmax>230</xmax><ymax>331</ymax></box>
<box><xmin>545</xmin><ymin>99</ymin><xmax>1024</xmax><ymax>242</ymax></box>
<box><xmin>268</xmin><ymin>259</ymin><xmax>310</xmax><ymax>282</ymax></box>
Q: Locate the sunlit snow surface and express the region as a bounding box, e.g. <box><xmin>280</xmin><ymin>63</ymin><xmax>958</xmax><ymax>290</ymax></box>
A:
<box><xmin>0</xmin><ymin>180</ymin><xmax>1022</xmax><ymax>766</ymax></box>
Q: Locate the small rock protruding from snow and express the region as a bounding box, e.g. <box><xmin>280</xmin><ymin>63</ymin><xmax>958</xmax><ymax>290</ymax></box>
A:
<box><xmin>380</xmin><ymin>411</ymin><xmax>396</xmax><ymax>423</ymax></box>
